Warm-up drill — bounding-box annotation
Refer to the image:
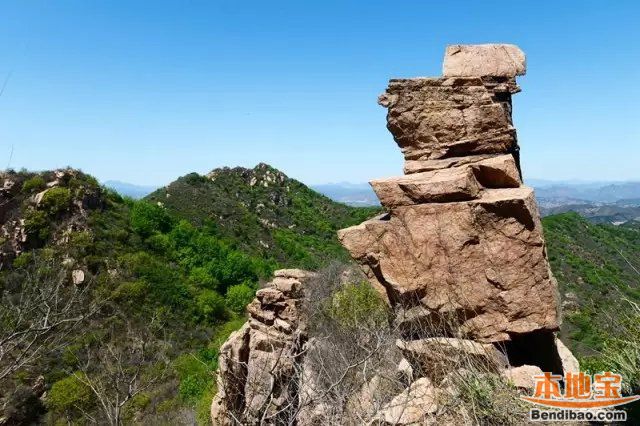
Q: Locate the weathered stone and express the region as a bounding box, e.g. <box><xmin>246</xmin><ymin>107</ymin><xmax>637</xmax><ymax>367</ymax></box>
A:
<box><xmin>375</xmin><ymin>377</ymin><xmax>438</xmax><ymax>425</ymax></box>
<box><xmin>396</xmin><ymin>358</ymin><xmax>414</xmax><ymax>385</ymax></box>
<box><xmin>501</xmin><ymin>365</ymin><xmax>544</xmax><ymax>391</ymax></box>
<box><xmin>397</xmin><ymin>338</ymin><xmax>508</xmax><ymax>381</ymax></box>
<box><xmin>470</xmin><ymin>154</ymin><xmax>522</xmax><ymax>187</ymax></box>
<box><xmin>256</xmin><ymin>287</ymin><xmax>284</xmax><ymax>304</ymax></box>
<box><xmin>338</xmin><ymin>187</ymin><xmax>560</xmax><ymax>342</ymax></box>
<box><xmin>275</xmin><ymin>268</ymin><xmax>316</xmax><ymax>280</ymax></box>
<box><xmin>404</xmin><ymin>153</ymin><xmax>496</xmax><ymax>174</ymax></box>
<box><xmin>443</xmin><ymin>44</ymin><xmax>526</xmax><ymax>78</ymax></box>
<box><xmin>210</xmin><ymin>270</ymin><xmax>313</xmax><ymax>425</ymax></box>
<box><xmin>372</xmin><ymin>154</ymin><xmax>522</xmax><ymax>209</ymax></box>
<box><xmin>555</xmin><ymin>337</ymin><xmax>580</xmax><ymax>374</ymax></box>
<box><xmin>371</xmin><ymin>166</ymin><xmax>481</xmax><ymax>207</ymax></box>
<box><xmin>71</xmin><ymin>269</ymin><xmax>85</xmax><ymax>285</ymax></box>
<box><xmin>213</xmin><ymin>44</ymin><xmax>562</xmax><ymax>425</ymax></box>
<box><xmin>379</xmin><ymin>76</ymin><xmax>519</xmax><ymax>162</ymax></box>
<box><xmin>210</xmin><ymin>323</ymin><xmax>251</xmax><ymax>426</ymax></box>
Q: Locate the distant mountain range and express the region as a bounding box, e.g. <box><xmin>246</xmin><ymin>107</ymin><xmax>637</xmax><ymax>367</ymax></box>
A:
<box><xmin>310</xmin><ymin>182</ymin><xmax>380</xmax><ymax>207</ymax></box>
<box><xmin>105</xmin><ymin>178</ymin><xmax>640</xmax><ymax>224</ymax></box>
<box><xmin>103</xmin><ymin>180</ymin><xmax>159</xmax><ymax>199</ymax></box>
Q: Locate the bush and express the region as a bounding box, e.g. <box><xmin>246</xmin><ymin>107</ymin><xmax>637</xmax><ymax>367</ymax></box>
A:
<box><xmin>130</xmin><ymin>201</ymin><xmax>173</xmax><ymax>237</ymax></box>
<box><xmin>112</xmin><ymin>280</ymin><xmax>149</xmax><ymax>303</ymax></box>
<box><xmin>12</xmin><ymin>252</ymin><xmax>33</xmax><ymax>269</ymax></box>
<box><xmin>22</xmin><ymin>176</ymin><xmax>46</xmax><ymax>193</ymax></box>
<box><xmin>189</xmin><ymin>266</ymin><xmax>219</xmax><ymax>290</ymax></box>
<box><xmin>146</xmin><ymin>233</ymin><xmax>173</xmax><ymax>254</ymax></box>
<box><xmin>40</xmin><ymin>187</ymin><xmax>71</xmax><ymax>215</ymax></box>
<box><xmin>47</xmin><ymin>373</ymin><xmax>94</xmax><ymax>415</ymax></box>
<box><xmin>196</xmin><ymin>290</ymin><xmax>226</xmax><ymax>321</ymax></box>
<box><xmin>225</xmin><ymin>283</ymin><xmax>255</xmax><ymax>314</ymax></box>
<box><xmin>327</xmin><ymin>281</ymin><xmax>388</xmax><ymax>329</ymax></box>
<box><xmin>23</xmin><ymin>210</ymin><xmax>51</xmax><ymax>242</ymax></box>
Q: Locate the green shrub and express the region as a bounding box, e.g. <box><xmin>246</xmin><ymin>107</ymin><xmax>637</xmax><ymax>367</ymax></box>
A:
<box><xmin>146</xmin><ymin>233</ymin><xmax>173</xmax><ymax>254</ymax></box>
<box><xmin>47</xmin><ymin>373</ymin><xmax>94</xmax><ymax>415</ymax></box>
<box><xmin>179</xmin><ymin>374</ymin><xmax>210</xmax><ymax>404</ymax></box>
<box><xmin>12</xmin><ymin>252</ymin><xmax>33</xmax><ymax>269</ymax></box>
<box><xmin>21</xmin><ymin>176</ymin><xmax>46</xmax><ymax>193</ymax></box>
<box><xmin>189</xmin><ymin>266</ymin><xmax>219</xmax><ymax>290</ymax></box>
<box><xmin>122</xmin><ymin>392</ymin><xmax>151</xmax><ymax>422</ymax></box>
<box><xmin>40</xmin><ymin>187</ymin><xmax>71</xmax><ymax>215</ymax></box>
<box><xmin>328</xmin><ymin>281</ymin><xmax>388</xmax><ymax>329</ymax></box>
<box><xmin>196</xmin><ymin>387</ymin><xmax>216</xmax><ymax>425</ymax></box>
<box><xmin>196</xmin><ymin>290</ymin><xmax>226</xmax><ymax>321</ymax></box>
<box><xmin>225</xmin><ymin>283</ymin><xmax>255</xmax><ymax>314</ymax></box>
<box><xmin>130</xmin><ymin>201</ymin><xmax>173</xmax><ymax>237</ymax></box>
<box><xmin>23</xmin><ymin>210</ymin><xmax>51</xmax><ymax>242</ymax></box>
<box><xmin>112</xmin><ymin>280</ymin><xmax>149</xmax><ymax>302</ymax></box>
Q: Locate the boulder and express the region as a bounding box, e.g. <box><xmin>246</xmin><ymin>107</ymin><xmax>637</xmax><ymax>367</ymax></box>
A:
<box><xmin>555</xmin><ymin>337</ymin><xmax>580</xmax><ymax>374</ymax></box>
<box><xmin>397</xmin><ymin>338</ymin><xmax>508</xmax><ymax>381</ymax></box>
<box><xmin>501</xmin><ymin>365</ymin><xmax>544</xmax><ymax>391</ymax></box>
<box><xmin>371</xmin><ymin>166</ymin><xmax>481</xmax><ymax>208</ymax></box>
<box><xmin>443</xmin><ymin>44</ymin><xmax>526</xmax><ymax>77</ymax></box>
<box><xmin>338</xmin><ymin>187</ymin><xmax>560</xmax><ymax>342</ymax></box>
<box><xmin>210</xmin><ymin>269</ymin><xmax>314</xmax><ymax>425</ymax></box>
<box><xmin>378</xmin><ymin>76</ymin><xmax>520</xmax><ymax>162</ymax></box>
<box><xmin>372</xmin><ymin>154</ymin><xmax>522</xmax><ymax>209</ymax></box>
<box><xmin>71</xmin><ymin>269</ymin><xmax>85</xmax><ymax>285</ymax></box>
<box><xmin>374</xmin><ymin>377</ymin><xmax>438</xmax><ymax>425</ymax></box>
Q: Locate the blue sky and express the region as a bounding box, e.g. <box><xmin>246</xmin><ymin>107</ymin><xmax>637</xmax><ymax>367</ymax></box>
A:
<box><xmin>0</xmin><ymin>1</ymin><xmax>638</xmax><ymax>186</ymax></box>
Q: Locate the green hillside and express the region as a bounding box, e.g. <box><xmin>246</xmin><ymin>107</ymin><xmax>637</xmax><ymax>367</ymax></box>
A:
<box><xmin>2</xmin><ymin>167</ymin><xmax>639</xmax><ymax>424</ymax></box>
<box><xmin>145</xmin><ymin>163</ymin><xmax>378</xmax><ymax>270</ymax></box>
<box><xmin>0</xmin><ymin>167</ymin><xmax>378</xmax><ymax>424</ymax></box>
<box><xmin>544</xmin><ymin>213</ymin><xmax>640</xmax><ymax>366</ymax></box>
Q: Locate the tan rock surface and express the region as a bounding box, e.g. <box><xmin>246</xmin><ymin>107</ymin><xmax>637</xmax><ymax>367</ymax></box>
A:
<box><xmin>375</xmin><ymin>377</ymin><xmax>438</xmax><ymax>425</ymax></box>
<box><xmin>371</xmin><ymin>166</ymin><xmax>481</xmax><ymax>208</ymax></box>
<box><xmin>555</xmin><ymin>337</ymin><xmax>580</xmax><ymax>374</ymax></box>
<box><xmin>372</xmin><ymin>154</ymin><xmax>522</xmax><ymax>209</ymax></box>
<box><xmin>339</xmin><ymin>187</ymin><xmax>560</xmax><ymax>342</ymax></box>
<box><xmin>210</xmin><ymin>269</ymin><xmax>314</xmax><ymax>425</ymax></box>
<box><xmin>378</xmin><ymin>77</ymin><xmax>520</xmax><ymax>162</ymax></box>
<box><xmin>501</xmin><ymin>365</ymin><xmax>544</xmax><ymax>391</ymax></box>
<box><xmin>397</xmin><ymin>338</ymin><xmax>508</xmax><ymax>381</ymax></box>
<box><xmin>443</xmin><ymin>44</ymin><xmax>526</xmax><ymax>77</ymax></box>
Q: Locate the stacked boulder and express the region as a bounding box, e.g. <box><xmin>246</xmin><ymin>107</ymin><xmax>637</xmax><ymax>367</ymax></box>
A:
<box><xmin>210</xmin><ymin>45</ymin><xmax>580</xmax><ymax>425</ymax></box>
<box><xmin>210</xmin><ymin>269</ymin><xmax>314</xmax><ymax>425</ymax></box>
<box><xmin>339</xmin><ymin>44</ymin><xmax>565</xmax><ymax>361</ymax></box>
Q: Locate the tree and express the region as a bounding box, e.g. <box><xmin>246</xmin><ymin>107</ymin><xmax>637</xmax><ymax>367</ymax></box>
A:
<box><xmin>72</xmin><ymin>320</ymin><xmax>170</xmax><ymax>425</ymax></box>
<box><xmin>0</xmin><ymin>255</ymin><xmax>95</xmax><ymax>382</ymax></box>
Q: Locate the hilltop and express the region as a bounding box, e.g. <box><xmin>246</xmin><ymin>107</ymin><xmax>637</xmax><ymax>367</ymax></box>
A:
<box><xmin>145</xmin><ymin>163</ymin><xmax>379</xmax><ymax>270</ymax></box>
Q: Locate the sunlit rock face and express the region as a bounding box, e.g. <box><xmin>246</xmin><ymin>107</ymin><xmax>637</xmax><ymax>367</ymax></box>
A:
<box><xmin>339</xmin><ymin>44</ymin><xmax>561</xmax><ymax>344</ymax></box>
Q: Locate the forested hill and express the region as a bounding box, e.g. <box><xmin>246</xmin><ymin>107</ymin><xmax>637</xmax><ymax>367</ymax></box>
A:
<box><xmin>1</xmin><ymin>167</ymin><xmax>639</xmax><ymax>424</ymax></box>
<box><xmin>0</xmin><ymin>167</ymin><xmax>379</xmax><ymax>424</ymax></box>
<box><xmin>544</xmin><ymin>213</ymin><xmax>640</xmax><ymax>357</ymax></box>
<box><xmin>145</xmin><ymin>163</ymin><xmax>379</xmax><ymax>270</ymax></box>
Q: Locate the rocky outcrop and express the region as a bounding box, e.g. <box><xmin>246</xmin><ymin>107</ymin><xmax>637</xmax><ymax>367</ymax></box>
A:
<box><xmin>443</xmin><ymin>44</ymin><xmax>526</xmax><ymax>78</ymax></box>
<box><xmin>339</xmin><ymin>43</ymin><xmax>562</xmax><ymax>345</ymax></box>
<box><xmin>0</xmin><ymin>169</ymin><xmax>105</xmax><ymax>269</ymax></box>
<box><xmin>210</xmin><ymin>269</ymin><xmax>315</xmax><ymax>425</ymax></box>
<box><xmin>211</xmin><ymin>44</ymin><xmax>579</xmax><ymax>425</ymax></box>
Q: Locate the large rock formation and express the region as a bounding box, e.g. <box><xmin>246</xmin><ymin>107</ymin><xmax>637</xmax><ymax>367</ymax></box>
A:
<box><xmin>210</xmin><ymin>269</ymin><xmax>314</xmax><ymax>425</ymax></box>
<box><xmin>211</xmin><ymin>45</ymin><xmax>579</xmax><ymax>425</ymax></box>
<box><xmin>338</xmin><ymin>44</ymin><xmax>561</xmax><ymax>345</ymax></box>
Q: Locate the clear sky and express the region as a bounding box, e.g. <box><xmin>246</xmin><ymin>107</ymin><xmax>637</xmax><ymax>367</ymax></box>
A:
<box><xmin>0</xmin><ymin>1</ymin><xmax>638</xmax><ymax>186</ymax></box>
